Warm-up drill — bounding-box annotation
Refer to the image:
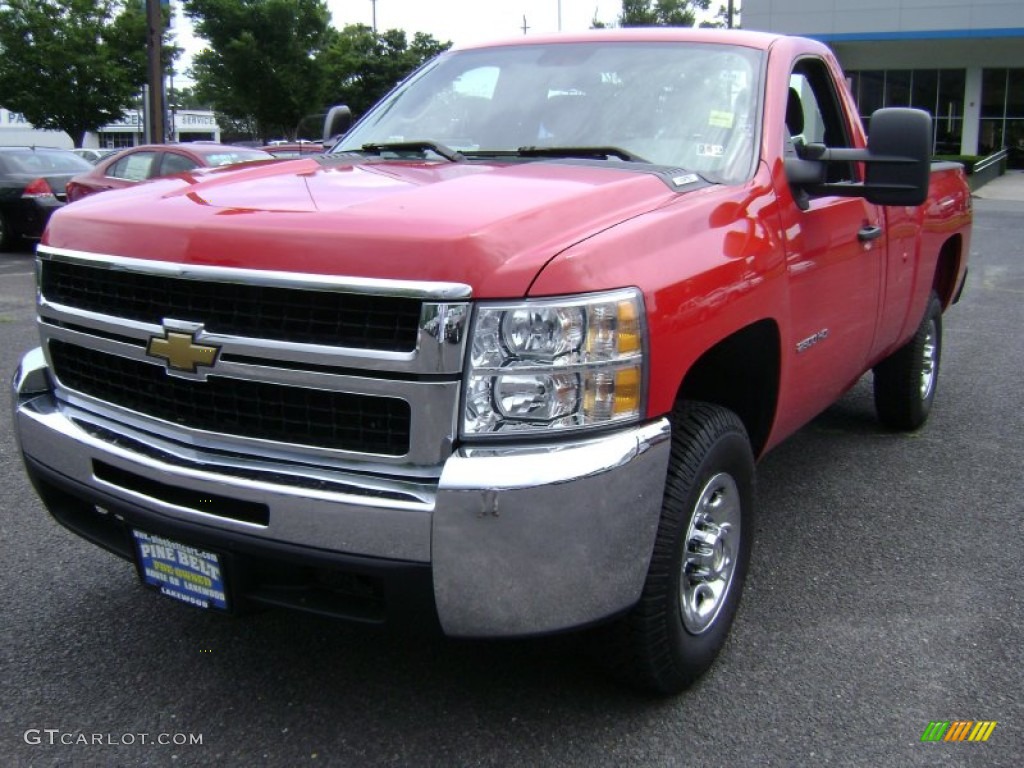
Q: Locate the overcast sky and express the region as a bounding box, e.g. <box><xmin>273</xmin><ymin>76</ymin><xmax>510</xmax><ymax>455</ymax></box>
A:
<box><xmin>172</xmin><ymin>1</ymin><xmax>618</xmax><ymax>72</ymax></box>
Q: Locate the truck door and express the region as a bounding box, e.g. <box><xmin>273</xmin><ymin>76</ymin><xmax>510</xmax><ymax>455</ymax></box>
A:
<box><xmin>777</xmin><ymin>58</ymin><xmax>884</xmax><ymax>426</ymax></box>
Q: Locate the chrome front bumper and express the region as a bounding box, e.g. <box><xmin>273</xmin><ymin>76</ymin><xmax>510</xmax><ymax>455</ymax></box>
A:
<box><xmin>13</xmin><ymin>347</ymin><xmax>671</xmax><ymax>637</ymax></box>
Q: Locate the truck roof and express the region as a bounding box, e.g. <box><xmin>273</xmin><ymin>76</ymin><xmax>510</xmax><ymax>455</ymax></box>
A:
<box><xmin>454</xmin><ymin>27</ymin><xmax>794</xmax><ymax>53</ymax></box>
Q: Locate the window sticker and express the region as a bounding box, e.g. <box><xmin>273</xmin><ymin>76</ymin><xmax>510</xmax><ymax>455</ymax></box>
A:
<box><xmin>708</xmin><ymin>110</ymin><xmax>735</xmax><ymax>129</ymax></box>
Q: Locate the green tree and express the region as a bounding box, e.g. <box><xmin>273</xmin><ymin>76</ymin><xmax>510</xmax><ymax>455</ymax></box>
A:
<box><xmin>701</xmin><ymin>3</ymin><xmax>741</xmax><ymax>28</ymax></box>
<box><xmin>321</xmin><ymin>24</ymin><xmax>450</xmax><ymax>118</ymax></box>
<box><xmin>619</xmin><ymin>0</ymin><xmax>712</xmax><ymax>27</ymax></box>
<box><xmin>0</xmin><ymin>0</ymin><xmax>160</xmax><ymax>147</ymax></box>
<box><xmin>167</xmin><ymin>86</ymin><xmax>210</xmax><ymax>112</ymax></box>
<box><xmin>184</xmin><ymin>0</ymin><xmax>333</xmax><ymax>140</ymax></box>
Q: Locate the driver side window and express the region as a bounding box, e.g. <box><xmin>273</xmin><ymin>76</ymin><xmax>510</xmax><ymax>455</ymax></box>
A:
<box><xmin>788</xmin><ymin>59</ymin><xmax>857</xmax><ymax>183</ymax></box>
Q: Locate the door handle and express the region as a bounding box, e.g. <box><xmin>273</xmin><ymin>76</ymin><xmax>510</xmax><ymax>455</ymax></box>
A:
<box><xmin>858</xmin><ymin>224</ymin><xmax>883</xmax><ymax>242</ymax></box>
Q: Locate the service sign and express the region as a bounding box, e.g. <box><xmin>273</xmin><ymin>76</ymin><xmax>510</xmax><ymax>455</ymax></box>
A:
<box><xmin>133</xmin><ymin>530</ymin><xmax>228</xmax><ymax>610</ymax></box>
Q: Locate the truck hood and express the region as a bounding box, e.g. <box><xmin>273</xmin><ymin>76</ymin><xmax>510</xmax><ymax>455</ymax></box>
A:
<box><xmin>46</xmin><ymin>156</ymin><xmax>687</xmax><ymax>297</ymax></box>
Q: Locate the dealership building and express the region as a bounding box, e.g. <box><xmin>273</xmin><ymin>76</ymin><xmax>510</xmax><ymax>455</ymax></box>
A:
<box><xmin>743</xmin><ymin>0</ymin><xmax>1024</xmax><ymax>163</ymax></box>
<box><xmin>0</xmin><ymin>108</ymin><xmax>220</xmax><ymax>149</ymax></box>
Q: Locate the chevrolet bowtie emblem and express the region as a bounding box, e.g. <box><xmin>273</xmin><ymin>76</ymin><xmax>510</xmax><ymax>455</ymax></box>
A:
<box><xmin>147</xmin><ymin>329</ymin><xmax>219</xmax><ymax>373</ymax></box>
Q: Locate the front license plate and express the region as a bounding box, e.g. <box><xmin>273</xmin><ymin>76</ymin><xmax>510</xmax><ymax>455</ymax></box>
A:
<box><xmin>132</xmin><ymin>530</ymin><xmax>228</xmax><ymax>611</ymax></box>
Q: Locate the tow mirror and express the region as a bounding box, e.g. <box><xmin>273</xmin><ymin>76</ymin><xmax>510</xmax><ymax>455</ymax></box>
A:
<box><xmin>861</xmin><ymin>108</ymin><xmax>931</xmax><ymax>206</ymax></box>
<box><xmin>785</xmin><ymin>108</ymin><xmax>932</xmax><ymax>208</ymax></box>
<box><xmin>322</xmin><ymin>105</ymin><xmax>353</xmax><ymax>144</ymax></box>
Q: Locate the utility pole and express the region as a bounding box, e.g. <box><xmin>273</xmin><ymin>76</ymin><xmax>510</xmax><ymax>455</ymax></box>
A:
<box><xmin>727</xmin><ymin>0</ymin><xmax>735</xmax><ymax>29</ymax></box>
<box><xmin>370</xmin><ymin>0</ymin><xmax>377</xmax><ymax>32</ymax></box>
<box><xmin>521</xmin><ymin>15</ymin><xmax>529</xmax><ymax>35</ymax></box>
<box><xmin>558</xmin><ymin>1</ymin><xmax>562</xmax><ymax>31</ymax></box>
<box><xmin>145</xmin><ymin>0</ymin><xmax>165</xmax><ymax>144</ymax></box>
<box><xmin>168</xmin><ymin>66</ymin><xmax>176</xmax><ymax>143</ymax></box>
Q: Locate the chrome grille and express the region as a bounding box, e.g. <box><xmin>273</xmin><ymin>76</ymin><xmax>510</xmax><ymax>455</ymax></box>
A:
<box><xmin>40</xmin><ymin>258</ymin><xmax>422</xmax><ymax>351</ymax></box>
<box><xmin>36</xmin><ymin>247</ymin><xmax>471</xmax><ymax>468</ymax></box>
<box><xmin>49</xmin><ymin>340</ymin><xmax>412</xmax><ymax>456</ymax></box>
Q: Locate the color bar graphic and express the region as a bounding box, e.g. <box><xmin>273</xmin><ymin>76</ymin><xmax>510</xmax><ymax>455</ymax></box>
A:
<box><xmin>921</xmin><ymin>721</ymin><xmax>997</xmax><ymax>742</ymax></box>
<box><xmin>968</xmin><ymin>722</ymin><xmax>998</xmax><ymax>742</ymax></box>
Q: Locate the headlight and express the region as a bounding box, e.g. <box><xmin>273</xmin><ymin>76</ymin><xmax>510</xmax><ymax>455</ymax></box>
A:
<box><xmin>462</xmin><ymin>288</ymin><xmax>646</xmax><ymax>437</ymax></box>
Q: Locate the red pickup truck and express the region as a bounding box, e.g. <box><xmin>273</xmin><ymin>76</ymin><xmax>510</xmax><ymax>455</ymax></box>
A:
<box><xmin>13</xmin><ymin>29</ymin><xmax>970</xmax><ymax>693</ymax></box>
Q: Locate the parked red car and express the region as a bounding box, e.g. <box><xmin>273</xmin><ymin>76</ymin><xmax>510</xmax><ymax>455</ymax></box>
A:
<box><xmin>66</xmin><ymin>143</ymin><xmax>273</xmax><ymax>202</ymax></box>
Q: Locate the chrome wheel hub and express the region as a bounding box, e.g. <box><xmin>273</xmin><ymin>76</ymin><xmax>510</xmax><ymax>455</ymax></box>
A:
<box><xmin>920</xmin><ymin>321</ymin><xmax>938</xmax><ymax>400</ymax></box>
<box><xmin>680</xmin><ymin>472</ymin><xmax>741</xmax><ymax>634</ymax></box>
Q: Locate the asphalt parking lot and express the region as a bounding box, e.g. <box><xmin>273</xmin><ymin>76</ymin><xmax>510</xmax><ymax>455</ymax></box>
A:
<box><xmin>1</xmin><ymin>194</ymin><xmax>1021</xmax><ymax>767</ymax></box>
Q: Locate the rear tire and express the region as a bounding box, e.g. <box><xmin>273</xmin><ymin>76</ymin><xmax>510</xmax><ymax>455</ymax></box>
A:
<box><xmin>873</xmin><ymin>292</ymin><xmax>943</xmax><ymax>430</ymax></box>
<box><xmin>604</xmin><ymin>401</ymin><xmax>755</xmax><ymax>694</ymax></box>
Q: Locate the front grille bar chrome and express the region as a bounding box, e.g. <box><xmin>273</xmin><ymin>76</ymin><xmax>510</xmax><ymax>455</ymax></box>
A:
<box><xmin>35</xmin><ymin>247</ymin><xmax>473</xmax><ymax>469</ymax></box>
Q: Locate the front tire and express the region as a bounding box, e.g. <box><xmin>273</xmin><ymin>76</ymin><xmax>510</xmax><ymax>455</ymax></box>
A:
<box><xmin>606</xmin><ymin>401</ymin><xmax>755</xmax><ymax>694</ymax></box>
<box><xmin>873</xmin><ymin>292</ymin><xmax>943</xmax><ymax>430</ymax></box>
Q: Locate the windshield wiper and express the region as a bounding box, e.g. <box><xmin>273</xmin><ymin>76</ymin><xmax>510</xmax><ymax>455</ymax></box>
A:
<box><xmin>359</xmin><ymin>141</ymin><xmax>466</xmax><ymax>163</ymax></box>
<box><xmin>514</xmin><ymin>146</ymin><xmax>649</xmax><ymax>163</ymax></box>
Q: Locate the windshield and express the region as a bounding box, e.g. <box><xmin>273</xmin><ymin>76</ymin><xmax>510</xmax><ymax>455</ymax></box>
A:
<box><xmin>200</xmin><ymin>149</ymin><xmax>273</xmax><ymax>166</ymax></box>
<box><xmin>336</xmin><ymin>41</ymin><xmax>762</xmax><ymax>183</ymax></box>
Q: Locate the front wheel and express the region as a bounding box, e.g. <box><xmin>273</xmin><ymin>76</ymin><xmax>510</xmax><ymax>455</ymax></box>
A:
<box><xmin>873</xmin><ymin>292</ymin><xmax>943</xmax><ymax>430</ymax></box>
<box><xmin>605</xmin><ymin>401</ymin><xmax>755</xmax><ymax>694</ymax></box>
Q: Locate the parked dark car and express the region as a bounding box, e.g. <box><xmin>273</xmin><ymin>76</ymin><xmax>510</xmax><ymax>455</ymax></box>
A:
<box><xmin>0</xmin><ymin>146</ymin><xmax>94</xmax><ymax>250</ymax></box>
<box><xmin>66</xmin><ymin>143</ymin><xmax>274</xmax><ymax>203</ymax></box>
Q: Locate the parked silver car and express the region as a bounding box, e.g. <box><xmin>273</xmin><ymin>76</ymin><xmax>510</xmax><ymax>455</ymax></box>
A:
<box><xmin>70</xmin><ymin>148</ymin><xmax>120</xmax><ymax>164</ymax></box>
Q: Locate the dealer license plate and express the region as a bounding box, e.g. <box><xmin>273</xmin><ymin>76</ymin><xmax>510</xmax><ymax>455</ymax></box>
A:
<box><xmin>132</xmin><ymin>530</ymin><xmax>228</xmax><ymax>611</ymax></box>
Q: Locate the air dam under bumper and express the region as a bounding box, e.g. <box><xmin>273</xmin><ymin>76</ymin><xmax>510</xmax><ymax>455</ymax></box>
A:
<box><xmin>13</xmin><ymin>347</ymin><xmax>671</xmax><ymax>637</ymax></box>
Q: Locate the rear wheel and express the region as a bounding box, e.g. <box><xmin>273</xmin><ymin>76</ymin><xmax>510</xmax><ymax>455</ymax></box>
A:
<box><xmin>605</xmin><ymin>401</ymin><xmax>755</xmax><ymax>694</ymax></box>
<box><xmin>873</xmin><ymin>292</ymin><xmax>943</xmax><ymax>430</ymax></box>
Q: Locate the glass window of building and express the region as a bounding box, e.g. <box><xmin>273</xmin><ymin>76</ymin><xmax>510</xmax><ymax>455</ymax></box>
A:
<box><xmin>980</xmin><ymin>68</ymin><xmax>1024</xmax><ymax>159</ymax></box>
<box><xmin>885</xmin><ymin>71</ymin><xmax>911</xmax><ymax>107</ymax></box>
<box><xmin>981</xmin><ymin>69</ymin><xmax>1007</xmax><ymax>119</ymax></box>
<box><xmin>857</xmin><ymin>71</ymin><xmax>884</xmax><ymax>116</ymax></box>
<box><xmin>1007</xmin><ymin>70</ymin><xmax>1024</xmax><ymax>166</ymax></box>
<box><xmin>911</xmin><ymin>70</ymin><xmax>938</xmax><ymax>114</ymax></box>
<box><xmin>935</xmin><ymin>70</ymin><xmax>965</xmax><ymax>155</ymax></box>
<box><xmin>846</xmin><ymin>68</ymin><xmax>966</xmax><ymax>155</ymax></box>
<box><xmin>937</xmin><ymin>70</ymin><xmax>965</xmax><ymax>120</ymax></box>
<box><xmin>1007</xmin><ymin>70</ymin><xmax>1024</xmax><ymax>117</ymax></box>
